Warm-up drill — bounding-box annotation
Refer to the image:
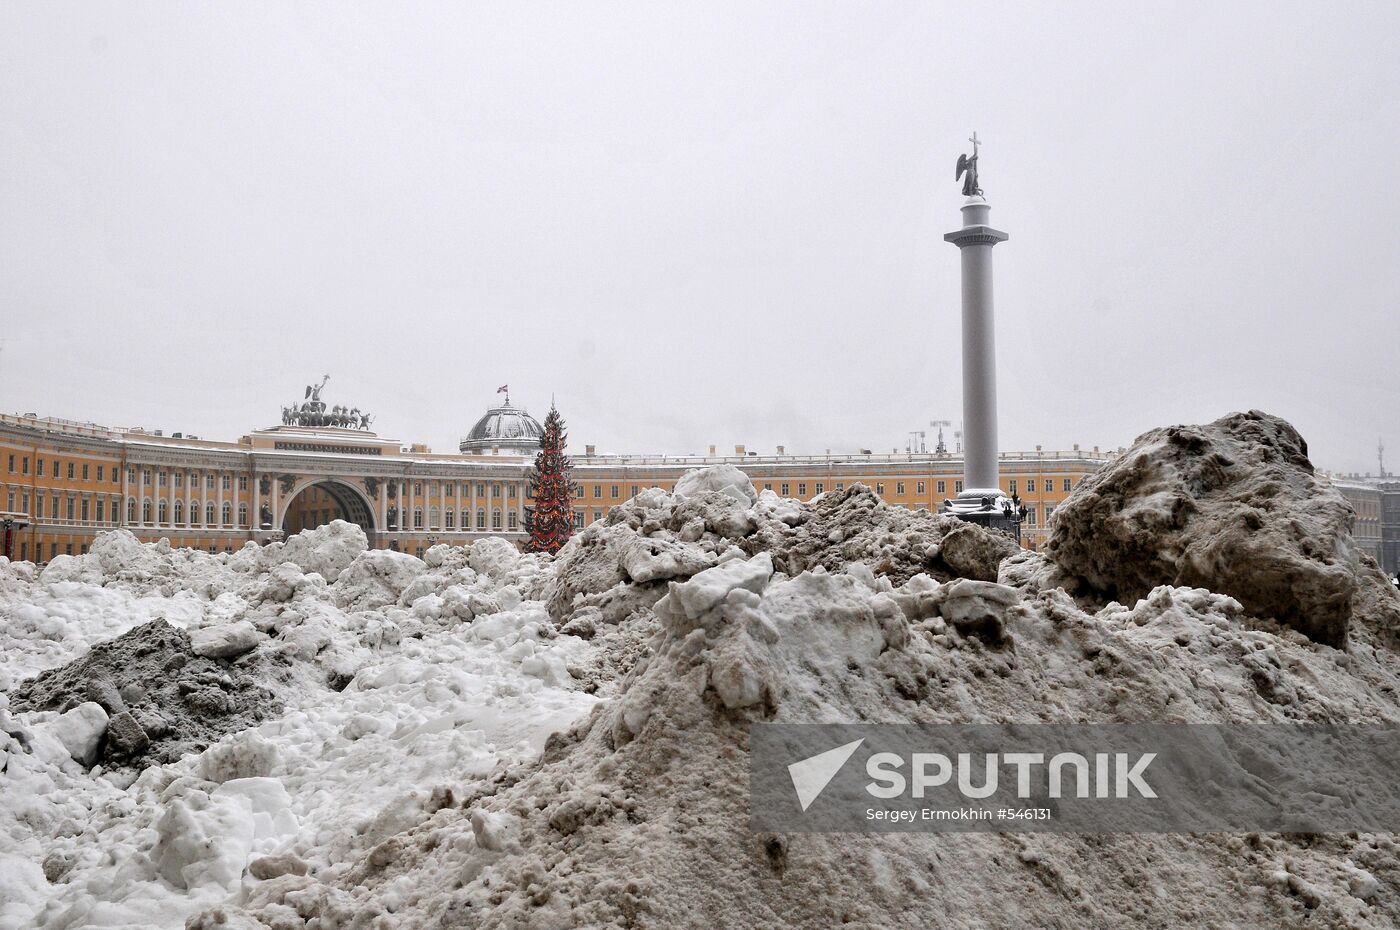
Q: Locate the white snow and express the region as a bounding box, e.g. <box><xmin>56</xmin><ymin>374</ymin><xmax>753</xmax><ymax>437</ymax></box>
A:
<box><xmin>0</xmin><ymin>523</ymin><xmax>597</xmax><ymax>930</ymax></box>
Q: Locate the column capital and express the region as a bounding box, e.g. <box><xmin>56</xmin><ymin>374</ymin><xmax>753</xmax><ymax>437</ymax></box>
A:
<box><xmin>944</xmin><ymin>225</ymin><xmax>1008</xmax><ymax>248</ymax></box>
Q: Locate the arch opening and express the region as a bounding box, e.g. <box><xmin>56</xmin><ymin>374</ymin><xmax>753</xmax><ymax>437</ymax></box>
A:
<box><xmin>281</xmin><ymin>479</ymin><xmax>375</xmax><ymax>543</ymax></box>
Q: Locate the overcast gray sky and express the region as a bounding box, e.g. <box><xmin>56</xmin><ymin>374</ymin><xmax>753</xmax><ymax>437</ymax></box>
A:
<box><xmin>2</xmin><ymin>2</ymin><xmax>1397</xmax><ymax>474</ymax></box>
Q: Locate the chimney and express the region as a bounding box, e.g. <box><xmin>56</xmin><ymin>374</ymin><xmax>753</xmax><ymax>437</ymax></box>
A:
<box><xmin>585</xmin><ymin>444</ymin><xmax>596</xmax><ymax>456</ymax></box>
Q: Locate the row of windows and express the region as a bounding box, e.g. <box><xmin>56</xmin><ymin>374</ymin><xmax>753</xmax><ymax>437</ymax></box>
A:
<box><xmin>1008</xmin><ymin>477</ymin><xmax>1076</xmax><ymax>495</ymax></box>
<box><xmin>6</xmin><ymin>454</ymin><xmax>122</xmax><ymax>484</ymax></box>
<box><xmin>131</xmin><ymin>469</ymin><xmax>243</xmax><ymax>491</ymax></box>
<box><xmin>579</xmin><ymin>484</ymin><xmax>641</xmax><ymax>500</ymax></box>
<box><xmin>397</xmin><ymin>481</ymin><xmax>526</xmax><ymax>498</ymax></box>
<box><xmin>5</xmin><ymin>488</ymin><xmax>125</xmax><ymax>523</ymax></box>
<box><xmin>393</xmin><ymin>508</ymin><xmax>519</xmax><ymax>531</ymax></box>
<box><xmin>127</xmin><ymin>499</ymin><xmax>245</xmax><ymax>527</ymax></box>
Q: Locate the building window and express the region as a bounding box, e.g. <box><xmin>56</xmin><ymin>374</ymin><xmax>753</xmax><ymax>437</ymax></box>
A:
<box><xmin>221</xmin><ymin>502</ymin><xmax>231</xmax><ymax>525</ymax></box>
<box><xmin>142</xmin><ymin>499</ymin><xmax>152</xmax><ymax>523</ymax></box>
<box><xmin>1046</xmin><ymin>505</ymin><xmax>1056</xmax><ymax>525</ymax></box>
<box><xmin>797</xmin><ymin>483</ymin><xmax>806</xmax><ymax>497</ymax></box>
<box><xmin>37</xmin><ymin>459</ymin><xmax>45</xmax><ymax>477</ymax></box>
<box><xmin>836</xmin><ymin>481</ymin><xmax>845</xmax><ymax>491</ymax></box>
<box><xmin>917</xmin><ymin>481</ymin><xmax>925</xmax><ymax>495</ymax></box>
<box><xmin>610</xmin><ymin>485</ymin><xmax>620</xmax><ymax>499</ymax></box>
<box><xmin>414</xmin><ymin>508</ymin><xmax>424</xmax><ymax>529</ymax></box>
<box><xmin>68</xmin><ymin>462</ymin><xmax>76</xmax><ymax>480</ymax></box>
<box><xmin>97</xmin><ymin>465</ymin><xmax>104</xmax><ymax>482</ymax></box>
<box><xmin>781</xmin><ymin>483</ymin><xmax>790</xmax><ymax>496</ymax></box>
<box><xmin>222</xmin><ymin>475</ymin><xmax>231</xmax><ymax>491</ymax></box>
<box><xmin>174</xmin><ymin>500</ymin><xmax>184</xmax><ymax>524</ymax></box>
<box><xmin>446</xmin><ymin>484</ymin><xmax>455</xmax><ymax>498</ymax></box>
<box><xmin>573</xmin><ymin>510</ymin><xmax>584</xmax><ymax>528</ymax></box>
<box><xmin>66</xmin><ymin>497</ymin><xmax>75</xmax><ymax>521</ymax></box>
<box><xmin>158</xmin><ymin>500</ymin><xmax>168</xmax><ymax>523</ymax></box>
<box><xmin>1026</xmin><ymin>479</ymin><xmax>1036</xmax><ymax>493</ymax></box>
<box><xmin>1026</xmin><ymin>507</ymin><xmax>1037</xmax><ymax>527</ymax></box>
<box><xmin>189</xmin><ymin>500</ymin><xmax>200</xmax><ymax>525</ymax></box>
<box><xmin>238</xmin><ymin>503</ymin><xmax>248</xmax><ymax>526</ymax></box>
<box><xmin>955</xmin><ymin>480</ymin><xmax>964</xmax><ymax>494</ymax></box>
<box><xmin>142</xmin><ymin>470</ymin><xmax>151</xmax><ymax>486</ymax></box>
<box><xmin>764</xmin><ymin>483</ymin><xmax>772</xmax><ymax>491</ymax></box>
<box><xmin>127</xmin><ymin>498</ymin><xmax>136</xmax><ymax>522</ymax></box>
<box><xmin>111</xmin><ymin>467</ymin><xmax>118</xmax><ymax>484</ymax></box>
<box><xmin>96</xmin><ymin>499</ymin><xmax>105</xmax><ymax>523</ymax></box>
<box><xmin>815</xmin><ymin>483</ymin><xmax>824</xmax><ymax>494</ymax></box>
<box><xmin>82</xmin><ymin>464</ymin><xmax>89</xmax><ymax>481</ymax></box>
<box><xmin>1008</xmin><ymin>479</ymin><xmax>1018</xmax><ymax>495</ymax></box>
<box><xmin>157</xmin><ymin>471</ymin><xmax>167</xmax><ymax>487</ymax></box>
<box><xmin>1063</xmin><ymin>478</ymin><xmax>1072</xmax><ymax>492</ymax></box>
<box><xmin>593</xmin><ymin>485</ymin><xmax>602</xmax><ymax>499</ymax></box>
<box><xmin>896</xmin><ymin>482</ymin><xmax>905</xmax><ymax>495</ymax></box>
<box><xmin>630</xmin><ymin>486</ymin><xmax>639</xmax><ymax>498</ymax></box>
<box><xmin>575</xmin><ymin>486</ymin><xmax>584</xmax><ymax>499</ymax></box>
<box><xmin>206</xmin><ymin>502</ymin><xmax>216</xmax><ymax>524</ymax></box>
<box><xmin>476</xmin><ymin>510</ymin><xmax>486</xmax><ymax>529</ymax></box>
<box><xmin>876</xmin><ymin>483</ymin><xmax>886</xmax><ymax>496</ymax></box>
<box><xmin>429</xmin><ymin>506</ymin><xmax>439</xmax><ymax>529</ymax></box>
<box><xmin>445</xmin><ymin>510</ymin><xmax>455</xmax><ymax>529</ymax></box>
<box><xmin>492</xmin><ymin>509</ymin><xmax>502</xmax><ymax>529</ymax></box>
<box><xmin>508</xmin><ymin>512</ymin><xmax>518</xmax><ymax>530</ymax></box>
<box><xmin>79</xmin><ymin>498</ymin><xmax>89</xmax><ymax>522</ymax></box>
<box><xmin>937</xmin><ymin>480</ymin><xmax>946</xmax><ymax>495</ymax></box>
<box><xmin>5</xmin><ymin>454</ymin><xmax>11</xmax><ymax>473</ymax></box>
<box><xmin>174</xmin><ymin>473</ymin><xmax>183</xmax><ymax>489</ymax></box>
<box><xmin>414</xmin><ymin>482</ymin><xmax>422</xmax><ymax>496</ymax></box>
<box><xmin>21</xmin><ymin>457</ymin><xmax>29</xmax><ymax>475</ymax></box>
<box><xmin>239</xmin><ymin>476</ymin><xmax>248</xmax><ymax>491</ymax></box>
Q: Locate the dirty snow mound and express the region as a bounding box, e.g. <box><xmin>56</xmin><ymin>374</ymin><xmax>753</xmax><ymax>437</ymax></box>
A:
<box><xmin>9</xmin><ymin>619</ymin><xmax>284</xmax><ymax>770</ymax></box>
<box><xmin>1048</xmin><ymin>410</ymin><xmax>1385</xmax><ymax>646</ymax></box>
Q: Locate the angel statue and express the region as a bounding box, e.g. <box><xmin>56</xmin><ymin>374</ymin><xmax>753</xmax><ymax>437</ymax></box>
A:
<box><xmin>955</xmin><ymin>131</ymin><xmax>982</xmax><ymax>197</ymax></box>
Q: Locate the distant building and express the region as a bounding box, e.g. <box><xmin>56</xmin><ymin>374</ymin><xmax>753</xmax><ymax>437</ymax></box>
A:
<box><xmin>1331</xmin><ymin>476</ymin><xmax>1400</xmax><ymax>577</ymax></box>
<box><xmin>0</xmin><ymin>397</ymin><xmax>1113</xmax><ymax>561</ymax></box>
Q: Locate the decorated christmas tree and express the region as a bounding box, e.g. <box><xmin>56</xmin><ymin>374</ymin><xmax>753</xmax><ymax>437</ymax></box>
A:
<box><xmin>524</xmin><ymin>404</ymin><xmax>577</xmax><ymax>554</ymax></box>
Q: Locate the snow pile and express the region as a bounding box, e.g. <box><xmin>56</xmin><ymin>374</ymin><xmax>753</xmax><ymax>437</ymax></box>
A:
<box><xmin>1048</xmin><ymin>410</ymin><xmax>1397</xmax><ymax>647</ymax></box>
<box><xmin>0</xmin><ymin>520</ymin><xmax>592</xmax><ymax>930</ymax></box>
<box><xmin>7</xmin><ymin>416</ymin><xmax>1400</xmax><ymax>930</ymax></box>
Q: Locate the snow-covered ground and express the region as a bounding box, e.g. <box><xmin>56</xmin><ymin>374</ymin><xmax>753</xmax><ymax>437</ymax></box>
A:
<box><xmin>1</xmin><ymin>524</ymin><xmax>597</xmax><ymax>929</ymax></box>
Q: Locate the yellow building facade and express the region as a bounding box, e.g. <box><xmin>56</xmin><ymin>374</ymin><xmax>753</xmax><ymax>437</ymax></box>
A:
<box><xmin>0</xmin><ymin>398</ymin><xmax>1115</xmax><ymax>563</ymax></box>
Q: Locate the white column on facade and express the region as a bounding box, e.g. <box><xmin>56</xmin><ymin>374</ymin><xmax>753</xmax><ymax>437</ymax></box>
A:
<box><xmin>377</xmin><ymin>480</ymin><xmax>387</xmax><ymax>531</ymax></box>
<box><xmin>944</xmin><ymin>196</ymin><xmax>1008</xmax><ymax>498</ymax></box>
<box><xmin>216</xmin><ymin>469</ymin><xmax>225</xmax><ymax>532</ymax></box>
<box><xmin>251</xmin><ymin>469</ymin><xmax>260</xmax><ymax>531</ymax></box>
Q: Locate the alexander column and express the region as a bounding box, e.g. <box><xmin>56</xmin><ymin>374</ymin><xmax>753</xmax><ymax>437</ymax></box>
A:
<box><xmin>941</xmin><ymin>132</ymin><xmax>1022</xmax><ymax>537</ymax></box>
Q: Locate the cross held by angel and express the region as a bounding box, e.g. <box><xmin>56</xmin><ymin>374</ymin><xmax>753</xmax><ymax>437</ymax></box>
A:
<box><xmin>956</xmin><ymin>131</ymin><xmax>982</xmax><ymax>198</ymax></box>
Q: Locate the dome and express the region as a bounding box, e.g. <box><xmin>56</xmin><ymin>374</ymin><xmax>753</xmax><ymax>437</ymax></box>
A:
<box><xmin>459</xmin><ymin>400</ymin><xmax>543</xmax><ymax>454</ymax></box>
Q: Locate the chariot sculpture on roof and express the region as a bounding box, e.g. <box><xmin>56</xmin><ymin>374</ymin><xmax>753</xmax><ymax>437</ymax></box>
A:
<box><xmin>280</xmin><ymin>376</ymin><xmax>374</xmax><ymax>430</ymax></box>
